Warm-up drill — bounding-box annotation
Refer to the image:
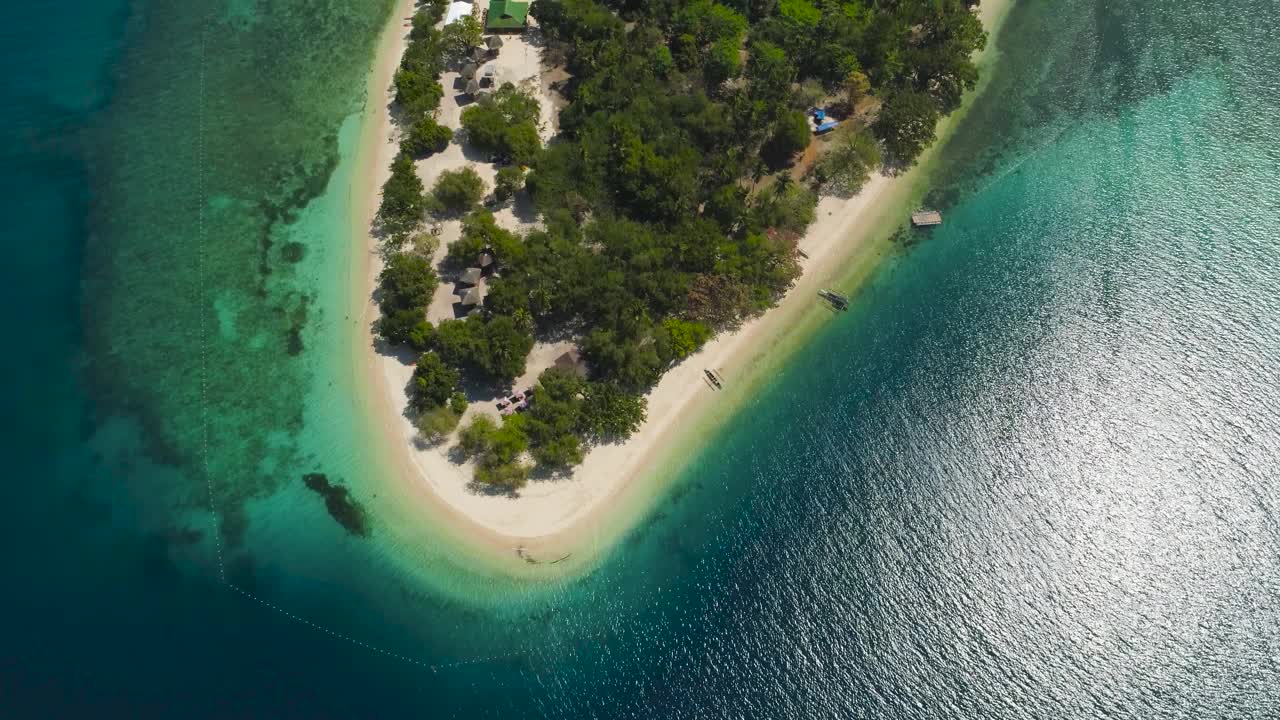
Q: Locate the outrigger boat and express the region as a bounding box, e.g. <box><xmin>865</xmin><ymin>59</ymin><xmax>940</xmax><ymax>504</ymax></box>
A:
<box><xmin>818</xmin><ymin>288</ymin><xmax>849</xmax><ymax>310</ymax></box>
<box><xmin>704</xmin><ymin>369</ymin><xmax>723</xmax><ymax>390</ymax></box>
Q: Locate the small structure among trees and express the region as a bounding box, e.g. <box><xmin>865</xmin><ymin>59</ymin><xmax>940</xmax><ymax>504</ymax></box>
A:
<box><xmin>485</xmin><ymin>0</ymin><xmax>530</xmax><ymax>33</ymax></box>
<box><xmin>443</xmin><ymin>1</ymin><xmax>474</xmax><ymax>26</ymax></box>
<box><xmin>553</xmin><ymin>348</ymin><xmax>588</xmax><ymax>378</ymax></box>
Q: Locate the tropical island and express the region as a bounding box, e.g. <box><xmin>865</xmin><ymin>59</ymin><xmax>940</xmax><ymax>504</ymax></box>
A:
<box><xmin>361</xmin><ymin>0</ymin><xmax>991</xmax><ymax>543</ymax></box>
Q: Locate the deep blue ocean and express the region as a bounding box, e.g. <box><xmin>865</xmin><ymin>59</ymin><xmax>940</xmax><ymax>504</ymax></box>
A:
<box><xmin>3</xmin><ymin>0</ymin><xmax>1278</xmax><ymax>717</ymax></box>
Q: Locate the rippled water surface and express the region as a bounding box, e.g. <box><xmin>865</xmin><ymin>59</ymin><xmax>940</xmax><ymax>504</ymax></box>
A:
<box><xmin>2</xmin><ymin>0</ymin><xmax>1278</xmax><ymax>716</ymax></box>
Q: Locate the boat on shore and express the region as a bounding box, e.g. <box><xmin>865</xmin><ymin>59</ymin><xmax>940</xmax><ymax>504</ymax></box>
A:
<box><xmin>704</xmin><ymin>369</ymin><xmax>723</xmax><ymax>390</ymax></box>
<box><xmin>819</xmin><ymin>289</ymin><xmax>849</xmax><ymax>310</ymax></box>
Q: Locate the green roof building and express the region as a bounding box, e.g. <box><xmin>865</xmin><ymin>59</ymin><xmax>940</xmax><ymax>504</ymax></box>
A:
<box><xmin>485</xmin><ymin>0</ymin><xmax>529</xmax><ymax>32</ymax></box>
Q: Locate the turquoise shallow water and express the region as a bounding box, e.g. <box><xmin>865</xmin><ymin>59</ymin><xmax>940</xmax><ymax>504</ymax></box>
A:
<box><xmin>3</xmin><ymin>0</ymin><xmax>1279</xmax><ymax>716</ymax></box>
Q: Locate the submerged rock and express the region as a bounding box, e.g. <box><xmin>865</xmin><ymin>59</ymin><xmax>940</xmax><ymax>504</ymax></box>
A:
<box><xmin>301</xmin><ymin>473</ymin><xmax>370</xmax><ymax>537</ymax></box>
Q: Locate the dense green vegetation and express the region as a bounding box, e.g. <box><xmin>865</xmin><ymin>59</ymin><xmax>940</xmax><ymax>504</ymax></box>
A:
<box><xmin>460</xmin><ymin>83</ymin><xmax>544</xmax><ymax>165</ymax></box>
<box><xmin>521</xmin><ymin>368</ymin><xmax>647</xmax><ymax>468</ymax></box>
<box><xmin>379</xmin><ymin>1</ymin><xmax>452</xmax><ymax>245</ymax></box>
<box><xmin>377</xmin><ymin>252</ymin><xmax>437</xmax><ymax>316</ymax></box>
<box><xmin>441</xmin><ymin>15</ymin><xmax>484</xmax><ymax>61</ymax></box>
<box><xmin>402</xmin><ymin>116</ymin><xmax>453</xmax><ymax>158</ymax></box>
<box><xmin>432</xmin><ymin>315</ymin><xmax>535</xmax><ymax>383</ymax></box>
<box><xmin>457</xmin><ymin>415</ymin><xmax>532</xmax><ymax>491</ymax></box>
<box><xmin>409</xmin><ymin>352</ymin><xmax>462</xmax><ymax>411</ymax></box>
<box><xmin>393</xmin><ymin>2</ymin><xmax>448</xmax><ymax>123</ymax></box>
<box><xmin>815</xmin><ymin>127</ymin><xmax>881</xmax><ymax>194</ymax></box>
<box><xmin>374</xmin><ymin>0</ymin><xmax>987</xmax><ymax>492</ymax></box>
<box><xmin>376</xmin><ymin>156</ymin><xmax>429</xmax><ymax>240</ymax></box>
<box><xmin>494</xmin><ymin>165</ymin><xmax>526</xmax><ymax>200</ymax></box>
<box><xmin>431</xmin><ymin>167</ymin><xmax>487</xmax><ymax>214</ymax></box>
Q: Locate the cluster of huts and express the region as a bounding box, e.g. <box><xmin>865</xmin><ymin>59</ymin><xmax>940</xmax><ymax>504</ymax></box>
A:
<box><xmin>460</xmin><ymin>58</ymin><xmax>499</xmax><ymax>99</ymax></box>
<box><xmin>440</xmin><ymin>2</ymin><xmax>531</xmax><ymax>312</ymax></box>
<box><xmin>445</xmin><ymin>1</ymin><xmax>527</xmax><ymax>98</ymax></box>
<box><xmin>455</xmin><ymin>251</ymin><xmax>495</xmax><ymax>314</ymax></box>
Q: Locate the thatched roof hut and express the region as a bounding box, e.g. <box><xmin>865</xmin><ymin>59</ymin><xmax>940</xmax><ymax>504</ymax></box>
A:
<box><xmin>461</xmin><ymin>63</ymin><xmax>478</xmax><ymax>79</ymax></box>
<box><xmin>465</xmin><ymin>78</ymin><xmax>481</xmax><ymax>95</ymax></box>
<box><xmin>460</xmin><ymin>267</ymin><xmax>483</xmax><ymax>285</ymax></box>
<box><xmin>485</xmin><ymin>35</ymin><xmax>504</xmax><ymax>50</ymax></box>
<box><xmin>553</xmin><ymin>348</ymin><xmax>588</xmax><ymax>377</ymax></box>
<box><xmin>478</xmin><ymin>252</ymin><xmax>494</xmax><ymax>268</ymax></box>
<box><xmin>458</xmin><ymin>286</ymin><xmax>484</xmax><ymax>306</ymax></box>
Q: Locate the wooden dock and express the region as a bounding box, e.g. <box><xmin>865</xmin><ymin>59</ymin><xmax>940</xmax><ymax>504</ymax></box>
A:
<box><xmin>911</xmin><ymin>210</ymin><xmax>943</xmax><ymax>227</ymax></box>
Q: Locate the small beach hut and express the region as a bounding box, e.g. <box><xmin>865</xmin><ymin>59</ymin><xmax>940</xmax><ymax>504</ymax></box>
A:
<box><xmin>485</xmin><ymin>35</ymin><xmax>504</xmax><ymax>51</ymax></box>
<box><xmin>444</xmin><ymin>1</ymin><xmax>474</xmax><ymax>25</ymax></box>
<box><xmin>461</xmin><ymin>63</ymin><xmax>478</xmax><ymax>80</ymax></box>
<box><xmin>465</xmin><ymin>79</ymin><xmax>481</xmax><ymax>96</ymax></box>
<box><xmin>460</xmin><ymin>267</ymin><xmax>483</xmax><ymax>285</ymax></box>
<box><xmin>553</xmin><ymin>348</ymin><xmax>588</xmax><ymax>378</ymax></box>
<box><xmin>485</xmin><ymin>0</ymin><xmax>529</xmax><ymax>32</ymax></box>
<box><xmin>478</xmin><ymin>251</ymin><xmax>494</xmax><ymax>269</ymax></box>
<box><xmin>458</xmin><ymin>286</ymin><xmax>484</xmax><ymax>307</ymax></box>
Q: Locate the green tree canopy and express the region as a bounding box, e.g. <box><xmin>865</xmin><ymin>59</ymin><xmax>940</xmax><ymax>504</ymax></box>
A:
<box><xmin>445</xmin><ymin>209</ymin><xmax>525</xmax><ymax>268</ymax></box>
<box><xmin>378</xmin><ymin>155</ymin><xmax>428</xmax><ymax>238</ymax></box>
<box><xmin>704</xmin><ymin>37</ymin><xmax>743</xmax><ymax>87</ymax></box>
<box><xmin>440</xmin><ymin>15</ymin><xmax>483</xmax><ymax>61</ymax></box>
<box><xmin>522</xmin><ymin>368</ymin><xmax>587</xmax><ymax>468</ymax></box>
<box><xmin>403</xmin><ymin>116</ymin><xmax>453</xmax><ymax>158</ymax></box>
<box><xmin>493</xmin><ymin>165</ymin><xmax>526</xmax><ymax>201</ymax></box>
<box><xmin>816</xmin><ymin>127</ymin><xmax>881</xmax><ymax>194</ymax></box>
<box><xmin>431</xmin><ymin>167</ymin><xmax>486</xmax><ymax>214</ymax></box>
<box><xmin>872</xmin><ymin>90</ymin><xmax>939</xmax><ymax>168</ymax></box>
<box><xmin>578</xmin><ymin>382</ymin><xmax>647</xmax><ymax>440</ymax></box>
<box><xmin>394</xmin><ymin>69</ymin><xmax>444</xmax><ymax>120</ymax></box>
<box><xmin>409</xmin><ymin>351</ymin><xmax>462</xmax><ymax>411</ymax></box>
<box><xmin>457</xmin><ymin>414</ymin><xmax>532</xmax><ymax>491</ymax></box>
<box><xmin>415</xmin><ymin>405</ymin><xmax>461</xmax><ymax>445</ymax></box>
<box><xmin>746</xmin><ymin>40</ymin><xmax>795</xmax><ymax>108</ymax></box>
<box><xmin>662</xmin><ymin>317</ymin><xmax>711</xmax><ymax>359</ymax></box>
<box><xmin>377</xmin><ymin>252</ymin><xmax>438</xmax><ymax>314</ymax></box>
<box><xmin>478</xmin><ymin>315</ymin><xmax>534</xmax><ymax>381</ymax></box>
<box><xmin>431</xmin><ymin>315</ymin><xmax>533</xmax><ymax>384</ymax></box>
<box><xmin>460</xmin><ymin>83</ymin><xmax>543</xmax><ymax>163</ymax></box>
<box><xmin>762</xmin><ymin>109</ymin><xmax>812</xmax><ymax>168</ymax></box>
<box><xmin>458</xmin><ymin>414</ymin><xmax>499</xmax><ymax>458</ymax></box>
<box><xmin>376</xmin><ymin>308</ymin><xmax>433</xmax><ymax>349</ymax></box>
<box><xmin>751</xmin><ymin>180</ymin><xmax>817</xmax><ymax>233</ymax></box>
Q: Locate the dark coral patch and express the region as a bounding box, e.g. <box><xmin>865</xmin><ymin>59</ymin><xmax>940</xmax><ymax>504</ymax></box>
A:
<box><xmin>286</xmin><ymin>325</ymin><xmax>304</xmax><ymax>356</ymax></box>
<box><xmin>302</xmin><ymin>473</ymin><xmax>370</xmax><ymax>537</ymax></box>
<box><xmin>281</xmin><ymin>241</ymin><xmax>306</xmax><ymax>263</ymax></box>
